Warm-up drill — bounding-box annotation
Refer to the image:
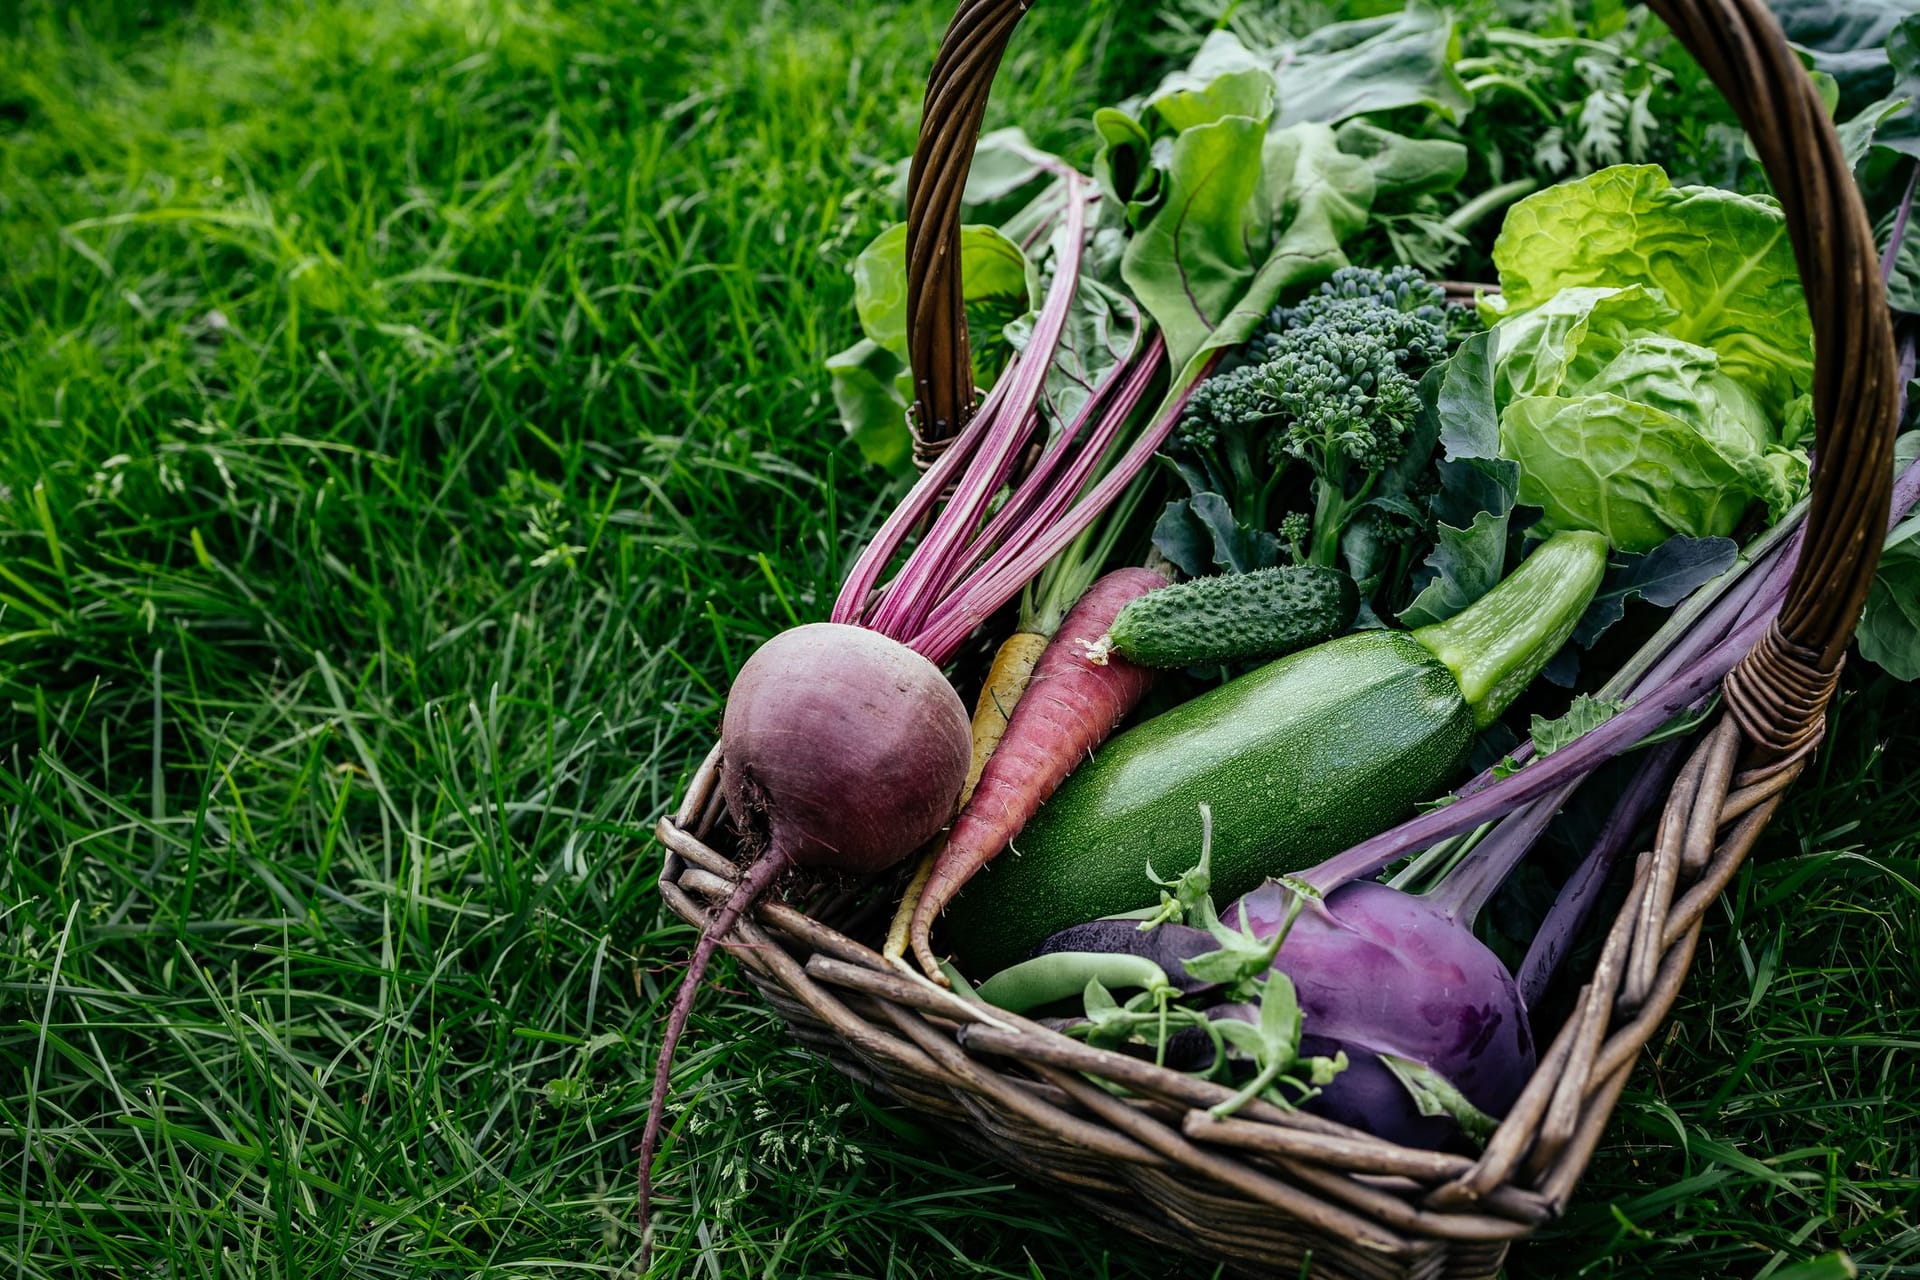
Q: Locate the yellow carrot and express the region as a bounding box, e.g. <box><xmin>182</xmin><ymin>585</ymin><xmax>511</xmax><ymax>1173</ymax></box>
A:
<box><xmin>882</xmin><ymin>630</ymin><xmax>1049</xmax><ymax>963</ymax></box>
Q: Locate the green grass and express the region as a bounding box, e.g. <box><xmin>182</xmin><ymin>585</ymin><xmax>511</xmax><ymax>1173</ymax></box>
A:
<box><xmin>0</xmin><ymin>1</ymin><xmax>1914</xmax><ymax>1277</ymax></box>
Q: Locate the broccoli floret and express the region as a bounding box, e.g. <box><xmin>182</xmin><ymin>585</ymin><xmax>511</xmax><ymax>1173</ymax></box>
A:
<box><xmin>1167</xmin><ymin>265</ymin><xmax>1451</xmax><ymax>571</ymax></box>
<box><xmin>1260</xmin><ymin>266</ymin><xmax>1450</xmax><ymax>372</ymax></box>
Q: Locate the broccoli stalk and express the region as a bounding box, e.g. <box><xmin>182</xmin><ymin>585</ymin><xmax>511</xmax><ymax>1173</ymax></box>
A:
<box><xmin>1172</xmin><ymin>267</ymin><xmax>1449</xmax><ymax>573</ymax></box>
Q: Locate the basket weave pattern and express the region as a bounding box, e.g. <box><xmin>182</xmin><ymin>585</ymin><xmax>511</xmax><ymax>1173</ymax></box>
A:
<box><xmin>656</xmin><ymin>0</ymin><xmax>1901</xmax><ymax>1274</ymax></box>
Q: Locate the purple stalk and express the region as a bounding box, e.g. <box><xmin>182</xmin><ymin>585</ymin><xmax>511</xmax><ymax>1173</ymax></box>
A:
<box><xmin>945</xmin><ymin>344</ymin><xmax>1158</xmax><ymax>596</ymax></box>
<box><xmin>908</xmin><ymin>339</ymin><xmax>1190</xmax><ymax>662</ymax></box>
<box><xmin>1513</xmin><ymin>737</ymin><xmax>1687</xmax><ymax>1008</ymax></box>
<box><xmin>1881</xmin><ymin>159</ymin><xmax>1917</xmax><ymax>285</ymax></box>
<box><xmin>867</xmin><ymin>174</ymin><xmax>1091</xmax><ymax>641</ymax></box>
<box><xmin>938</xmin><ymin>323</ymin><xmax>1148</xmax><ymax>596</ymax></box>
<box><xmin>1300</xmin><ymin>609</ymin><xmax>1772</xmax><ymax>897</ymax></box>
<box><xmin>1426</xmin><ymin>784</ymin><xmax>1577</xmax><ymax>924</ymax></box>
<box><xmin>1313</xmin><ymin>379</ymin><xmax>1920</xmax><ymax>908</ymax></box>
<box><xmin>830</xmin><ymin>373</ymin><xmax>1012</xmax><ymax>627</ymax></box>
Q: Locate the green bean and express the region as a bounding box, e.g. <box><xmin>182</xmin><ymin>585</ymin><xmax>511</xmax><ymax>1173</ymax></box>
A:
<box><xmin>974</xmin><ymin>951</ymin><xmax>1171</xmax><ymax>1014</ymax></box>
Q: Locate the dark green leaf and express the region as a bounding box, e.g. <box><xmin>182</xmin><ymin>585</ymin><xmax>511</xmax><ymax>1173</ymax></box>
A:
<box><xmin>1152</xmin><ymin>497</ymin><xmax>1216</xmax><ymax>579</ymax></box>
<box><xmin>1192</xmin><ymin>492</ymin><xmax>1281</xmax><ymax>574</ymax></box>
<box><xmin>1764</xmin><ymin>0</ymin><xmax>1914</xmax><ymax>109</ymax></box>
<box><xmin>1335</xmin><ymin>119</ymin><xmax>1470</xmax><ymax>198</ymax></box>
<box><xmin>1858</xmin><ymin>512</ymin><xmax>1920</xmax><ymax>680</ymax></box>
<box><xmin>1401</xmin><ymin>333</ymin><xmax>1519</xmax><ymax>627</ymax></box>
<box><xmin>1572</xmin><ymin>535</ymin><xmax>1740</xmax><ymax>648</ymax></box>
<box><xmin>1265</xmin><ymin>4</ymin><xmax>1472</xmax><ymax>129</ymax></box>
<box><xmin>1005</xmin><ymin>248</ymin><xmax>1142</xmax><ymax>432</ymax></box>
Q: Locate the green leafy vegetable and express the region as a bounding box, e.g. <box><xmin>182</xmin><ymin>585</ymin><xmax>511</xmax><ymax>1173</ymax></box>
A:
<box><xmin>1399</xmin><ymin>330</ymin><xmax>1519</xmax><ymax>627</ymax></box>
<box><xmin>825</xmin><ymin>221</ymin><xmax>1037</xmax><ymax>469</ymax></box>
<box><xmin>1859</xmin><ymin>512</ymin><xmax>1920</xmax><ymax>681</ymax></box>
<box><xmin>1487</xmin><ymin>165</ymin><xmax>1812</xmax><ymax>420</ymax></box>
<box><xmin>1378</xmin><ymin>1053</ymin><xmax>1499</xmax><ymax>1144</ymax></box>
<box><xmin>1264</xmin><ymin>4</ymin><xmax>1471</xmax><ymax>129</ymax></box>
<box><xmin>1529</xmin><ymin>694</ymin><xmax>1626</xmax><ymax>758</ymax></box>
<box><xmin>1571</xmin><ymin>534</ymin><xmax>1740</xmax><ymax>648</ymax></box>
<box><xmin>1483</xmin><ymin>168</ymin><xmax>1814</xmax><ymax>552</ymax></box>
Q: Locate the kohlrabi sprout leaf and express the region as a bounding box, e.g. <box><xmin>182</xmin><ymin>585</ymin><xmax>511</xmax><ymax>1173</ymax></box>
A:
<box><xmin>1378</xmin><ymin>1054</ymin><xmax>1499</xmax><ymax>1144</ymax></box>
<box><xmin>1572</xmin><ymin>534</ymin><xmax>1740</xmax><ymax>648</ymax></box>
<box><xmin>1490</xmin><ymin>166</ymin><xmax>1813</xmax><ymax>421</ymax></box>
<box><xmin>1859</xmin><ymin>512</ymin><xmax>1920</xmax><ymax>681</ymax></box>
<box><xmin>1529</xmin><ymin>694</ymin><xmax>1626</xmax><ymax>758</ymax></box>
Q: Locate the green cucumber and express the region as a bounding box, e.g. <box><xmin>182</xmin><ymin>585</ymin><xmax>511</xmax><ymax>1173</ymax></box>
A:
<box><xmin>1102</xmin><ymin>565</ymin><xmax>1359</xmax><ymax>668</ymax></box>
<box><xmin>945</xmin><ymin>531</ymin><xmax>1608</xmax><ymax>975</ymax></box>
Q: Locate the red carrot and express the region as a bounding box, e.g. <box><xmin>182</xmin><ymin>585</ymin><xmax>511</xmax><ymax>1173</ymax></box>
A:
<box><xmin>910</xmin><ymin>567</ymin><xmax>1166</xmax><ymax>980</ymax></box>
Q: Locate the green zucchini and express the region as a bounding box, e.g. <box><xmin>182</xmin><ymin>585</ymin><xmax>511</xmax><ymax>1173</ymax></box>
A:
<box><xmin>945</xmin><ymin>530</ymin><xmax>1607</xmax><ymax>975</ymax></box>
<box><xmin>1102</xmin><ymin>565</ymin><xmax>1359</xmax><ymax>668</ymax></box>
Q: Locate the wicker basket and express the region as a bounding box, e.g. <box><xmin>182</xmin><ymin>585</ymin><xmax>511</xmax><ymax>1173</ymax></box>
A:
<box><xmin>655</xmin><ymin>1</ymin><xmax>1902</xmax><ymax>1275</ymax></box>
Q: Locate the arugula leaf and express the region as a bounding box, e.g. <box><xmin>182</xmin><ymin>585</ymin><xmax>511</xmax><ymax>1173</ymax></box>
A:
<box><xmin>1572</xmin><ymin>534</ymin><xmax>1740</xmax><ymax>648</ymax></box>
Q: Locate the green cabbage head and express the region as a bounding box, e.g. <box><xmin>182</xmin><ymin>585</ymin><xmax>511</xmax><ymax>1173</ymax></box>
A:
<box><xmin>1483</xmin><ymin>167</ymin><xmax>1813</xmax><ymax>552</ymax></box>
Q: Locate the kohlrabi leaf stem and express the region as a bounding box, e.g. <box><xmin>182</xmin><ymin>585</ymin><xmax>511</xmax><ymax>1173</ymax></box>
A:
<box><xmin>1513</xmin><ymin>736</ymin><xmax>1688</xmax><ymax>1008</ymax></box>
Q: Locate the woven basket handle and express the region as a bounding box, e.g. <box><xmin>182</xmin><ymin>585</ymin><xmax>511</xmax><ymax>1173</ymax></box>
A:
<box><xmin>903</xmin><ymin>0</ymin><xmax>1900</xmax><ymax>734</ymax></box>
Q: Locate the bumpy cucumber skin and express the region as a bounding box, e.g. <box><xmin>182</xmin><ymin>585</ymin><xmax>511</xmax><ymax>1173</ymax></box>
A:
<box><xmin>1108</xmin><ymin>566</ymin><xmax>1359</xmax><ymax>669</ymax></box>
<box><xmin>945</xmin><ymin>632</ymin><xmax>1474</xmax><ymax>976</ymax></box>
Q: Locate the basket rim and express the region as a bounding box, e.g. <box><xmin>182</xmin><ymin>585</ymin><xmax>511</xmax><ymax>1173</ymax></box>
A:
<box><xmin>654</xmin><ymin>702</ymin><xmax>1806</xmax><ymax>1257</ymax></box>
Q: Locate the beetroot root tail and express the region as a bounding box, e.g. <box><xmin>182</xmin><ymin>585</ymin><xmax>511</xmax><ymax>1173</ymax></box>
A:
<box><xmin>636</xmin><ymin>850</ymin><xmax>790</xmax><ymax>1263</ymax></box>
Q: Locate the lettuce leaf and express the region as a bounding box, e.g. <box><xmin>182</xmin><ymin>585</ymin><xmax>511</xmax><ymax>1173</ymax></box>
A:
<box><xmin>1488</xmin><ymin>165</ymin><xmax>1812</xmax><ymax>421</ymax></box>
